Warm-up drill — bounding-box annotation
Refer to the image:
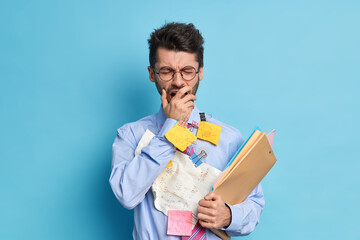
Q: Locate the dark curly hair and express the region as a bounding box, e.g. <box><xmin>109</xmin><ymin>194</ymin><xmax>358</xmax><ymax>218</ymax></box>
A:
<box><xmin>148</xmin><ymin>22</ymin><xmax>204</xmax><ymax>68</ymax></box>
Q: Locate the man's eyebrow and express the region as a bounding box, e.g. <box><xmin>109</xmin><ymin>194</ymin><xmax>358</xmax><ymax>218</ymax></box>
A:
<box><xmin>181</xmin><ymin>65</ymin><xmax>196</xmax><ymax>69</ymax></box>
<box><xmin>159</xmin><ymin>66</ymin><xmax>174</xmax><ymax>70</ymax></box>
<box><xmin>159</xmin><ymin>65</ymin><xmax>197</xmax><ymax>70</ymax></box>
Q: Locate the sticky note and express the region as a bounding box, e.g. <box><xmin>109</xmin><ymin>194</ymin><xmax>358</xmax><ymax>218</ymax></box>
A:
<box><xmin>197</xmin><ymin>121</ymin><xmax>222</xmax><ymax>145</ymax></box>
<box><xmin>166</xmin><ymin>160</ymin><xmax>173</xmax><ymax>168</ymax></box>
<box><xmin>165</xmin><ymin>123</ymin><xmax>197</xmax><ymax>151</ymax></box>
<box><xmin>167</xmin><ymin>210</ymin><xmax>193</xmax><ymax>236</ymax></box>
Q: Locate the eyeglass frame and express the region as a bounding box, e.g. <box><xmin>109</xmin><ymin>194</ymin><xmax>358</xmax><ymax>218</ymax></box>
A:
<box><xmin>152</xmin><ymin>66</ymin><xmax>200</xmax><ymax>82</ymax></box>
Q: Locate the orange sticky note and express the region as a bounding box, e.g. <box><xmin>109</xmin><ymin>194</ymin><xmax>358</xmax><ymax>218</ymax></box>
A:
<box><xmin>167</xmin><ymin>210</ymin><xmax>192</xmax><ymax>236</ymax></box>
<box><xmin>197</xmin><ymin>121</ymin><xmax>222</xmax><ymax>145</ymax></box>
<box><xmin>165</xmin><ymin>123</ymin><xmax>197</xmax><ymax>151</ymax></box>
<box><xmin>166</xmin><ymin>160</ymin><xmax>173</xmax><ymax>168</ymax></box>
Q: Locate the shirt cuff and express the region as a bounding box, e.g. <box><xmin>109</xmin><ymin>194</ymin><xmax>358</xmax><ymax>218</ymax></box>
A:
<box><xmin>221</xmin><ymin>203</ymin><xmax>242</xmax><ymax>233</ymax></box>
<box><xmin>158</xmin><ymin>118</ymin><xmax>178</xmax><ymax>138</ymax></box>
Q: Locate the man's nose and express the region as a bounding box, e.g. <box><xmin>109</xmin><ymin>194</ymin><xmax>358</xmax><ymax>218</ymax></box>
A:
<box><xmin>171</xmin><ymin>71</ymin><xmax>185</xmax><ymax>87</ymax></box>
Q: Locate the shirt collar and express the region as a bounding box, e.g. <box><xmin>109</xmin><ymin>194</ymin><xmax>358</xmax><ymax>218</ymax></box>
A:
<box><xmin>156</xmin><ymin>104</ymin><xmax>201</xmax><ymax>130</ymax></box>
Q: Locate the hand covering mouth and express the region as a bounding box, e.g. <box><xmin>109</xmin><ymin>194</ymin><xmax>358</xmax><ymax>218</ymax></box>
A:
<box><xmin>169</xmin><ymin>90</ymin><xmax>179</xmax><ymax>99</ymax></box>
<box><xmin>169</xmin><ymin>89</ymin><xmax>188</xmax><ymax>99</ymax></box>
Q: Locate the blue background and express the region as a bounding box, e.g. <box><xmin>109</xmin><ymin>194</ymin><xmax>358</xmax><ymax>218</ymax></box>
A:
<box><xmin>1</xmin><ymin>0</ymin><xmax>359</xmax><ymax>239</ymax></box>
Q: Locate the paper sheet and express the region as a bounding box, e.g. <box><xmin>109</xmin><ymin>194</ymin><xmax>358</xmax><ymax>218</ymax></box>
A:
<box><xmin>136</xmin><ymin>129</ymin><xmax>221</xmax><ymax>229</ymax></box>
<box><xmin>267</xmin><ymin>129</ymin><xmax>275</xmax><ymax>147</ymax></box>
<box><xmin>152</xmin><ymin>150</ymin><xmax>221</xmax><ymax>225</ymax></box>
<box><xmin>134</xmin><ymin>129</ymin><xmax>155</xmax><ymax>155</ymax></box>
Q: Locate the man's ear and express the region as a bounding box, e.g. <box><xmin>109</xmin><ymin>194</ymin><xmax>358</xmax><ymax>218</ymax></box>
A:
<box><xmin>199</xmin><ymin>66</ymin><xmax>204</xmax><ymax>81</ymax></box>
<box><xmin>148</xmin><ymin>66</ymin><xmax>155</xmax><ymax>83</ymax></box>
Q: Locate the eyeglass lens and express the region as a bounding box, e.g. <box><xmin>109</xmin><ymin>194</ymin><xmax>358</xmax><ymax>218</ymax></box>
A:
<box><xmin>158</xmin><ymin>67</ymin><xmax>197</xmax><ymax>81</ymax></box>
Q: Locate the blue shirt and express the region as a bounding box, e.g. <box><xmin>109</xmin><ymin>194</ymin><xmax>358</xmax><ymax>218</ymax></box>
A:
<box><xmin>109</xmin><ymin>105</ymin><xmax>265</xmax><ymax>239</ymax></box>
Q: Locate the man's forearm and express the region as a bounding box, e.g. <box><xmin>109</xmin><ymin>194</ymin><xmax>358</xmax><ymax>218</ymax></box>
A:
<box><xmin>109</xmin><ymin>119</ymin><xmax>177</xmax><ymax>209</ymax></box>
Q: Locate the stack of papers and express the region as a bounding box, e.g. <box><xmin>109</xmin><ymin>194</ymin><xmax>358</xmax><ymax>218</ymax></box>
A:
<box><xmin>210</xmin><ymin>129</ymin><xmax>277</xmax><ymax>240</ymax></box>
<box><xmin>213</xmin><ymin>129</ymin><xmax>277</xmax><ymax>205</ymax></box>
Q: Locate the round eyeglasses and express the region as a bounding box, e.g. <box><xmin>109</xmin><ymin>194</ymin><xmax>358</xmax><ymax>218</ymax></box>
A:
<box><xmin>152</xmin><ymin>66</ymin><xmax>199</xmax><ymax>81</ymax></box>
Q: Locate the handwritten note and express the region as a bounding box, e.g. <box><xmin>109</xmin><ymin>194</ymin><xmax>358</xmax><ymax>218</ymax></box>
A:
<box><xmin>167</xmin><ymin>210</ymin><xmax>193</xmax><ymax>236</ymax></box>
<box><xmin>197</xmin><ymin>121</ymin><xmax>222</xmax><ymax>145</ymax></box>
<box><xmin>165</xmin><ymin>123</ymin><xmax>197</xmax><ymax>151</ymax></box>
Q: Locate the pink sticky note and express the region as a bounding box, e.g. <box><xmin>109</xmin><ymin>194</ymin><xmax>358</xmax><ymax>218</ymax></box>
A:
<box><xmin>167</xmin><ymin>210</ymin><xmax>193</xmax><ymax>236</ymax></box>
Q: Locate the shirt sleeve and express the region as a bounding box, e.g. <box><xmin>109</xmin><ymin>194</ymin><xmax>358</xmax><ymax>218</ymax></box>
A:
<box><xmin>221</xmin><ymin>184</ymin><xmax>265</xmax><ymax>236</ymax></box>
<box><xmin>109</xmin><ymin>118</ymin><xmax>177</xmax><ymax>209</ymax></box>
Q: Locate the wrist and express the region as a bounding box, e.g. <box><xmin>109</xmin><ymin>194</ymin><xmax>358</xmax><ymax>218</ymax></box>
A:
<box><xmin>223</xmin><ymin>203</ymin><xmax>232</xmax><ymax>228</ymax></box>
<box><xmin>158</xmin><ymin>118</ymin><xmax>178</xmax><ymax>137</ymax></box>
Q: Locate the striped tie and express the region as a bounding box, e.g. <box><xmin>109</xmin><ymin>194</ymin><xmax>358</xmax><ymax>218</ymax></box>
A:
<box><xmin>181</xmin><ymin>123</ymin><xmax>195</xmax><ymax>156</ymax></box>
<box><xmin>181</xmin><ymin>221</ymin><xmax>206</xmax><ymax>240</ymax></box>
<box><xmin>181</xmin><ymin>122</ymin><xmax>206</xmax><ymax>240</ymax></box>
<box><xmin>182</xmin><ymin>145</ymin><xmax>195</xmax><ymax>156</ymax></box>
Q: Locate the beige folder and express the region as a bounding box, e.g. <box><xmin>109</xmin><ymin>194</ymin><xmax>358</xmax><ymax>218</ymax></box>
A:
<box><xmin>210</xmin><ymin>130</ymin><xmax>277</xmax><ymax>239</ymax></box>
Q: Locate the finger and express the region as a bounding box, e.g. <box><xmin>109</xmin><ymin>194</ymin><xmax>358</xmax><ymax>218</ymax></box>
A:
<box><xmin>173</xmin><ymin>86</ymin><xmax>192</xmax><ymax>100</ymax></box>
<box><xmin>180</xmin><ymin>93</ymin><xmax>196</xmax><ymax>103</ymax></box>
<box><xmin>197</xmin><ymin>206</ymin><xmax>216</xmax><ymax>216</ymax></box>
<box><xmin>161</xmin><ymin>89</ymin><xmax>168</xmax><ymax>108</ymax></box>
<box><xmin>197</xmin><ymin>212</ymin><xmax>215</xmax><ymax>223</ymax></box>
<box><xmin>211</xmin><ymin>193</ymin><xmax>222</xmax><ymax>201</ymax></box>
<box><xmin>198</xmin><ymin>199</ymin><xmax>215</xmax><ymax>208</ymax></box>
<box><xmin>204</xmin><ymin>192</ymin><xmax>216</xmax><ymax>201</ymax></box>
<box><xmin>199</xmin><ymin>220</ymin><xmax>215</xmax><ymax>229</ymax></box>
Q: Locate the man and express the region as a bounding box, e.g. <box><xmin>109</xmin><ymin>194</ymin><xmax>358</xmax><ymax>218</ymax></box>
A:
<box><xmin>110</xmin><ymin>22</ymin><xmax>264</xmax><ymax>239</ymax></box>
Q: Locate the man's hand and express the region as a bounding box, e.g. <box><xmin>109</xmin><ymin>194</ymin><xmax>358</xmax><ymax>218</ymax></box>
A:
<box><xmin>197</xmin><ymin>192</ymin><xmax>232</xmax><ymax>229</ymax></box>
<box><xmin>161</xmin><ymin>86</ymin><xmax>196</xmax><ymax>122</ymax></box>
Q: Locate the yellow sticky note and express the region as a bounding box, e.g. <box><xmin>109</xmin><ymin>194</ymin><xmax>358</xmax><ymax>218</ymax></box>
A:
<box><xmin>197</xmin><ymin>121</ymin><xmax>222</xmax><ymax>145</ymax></box>
<box><xmin>165</xmin><ymin>123</ymin><xmax>197</xmax><ymax>151</ymax></box>
<box><xmin>166</xmin><ymin>160</ymin><xmax>173</xmax><ymax>168</ymax></box>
